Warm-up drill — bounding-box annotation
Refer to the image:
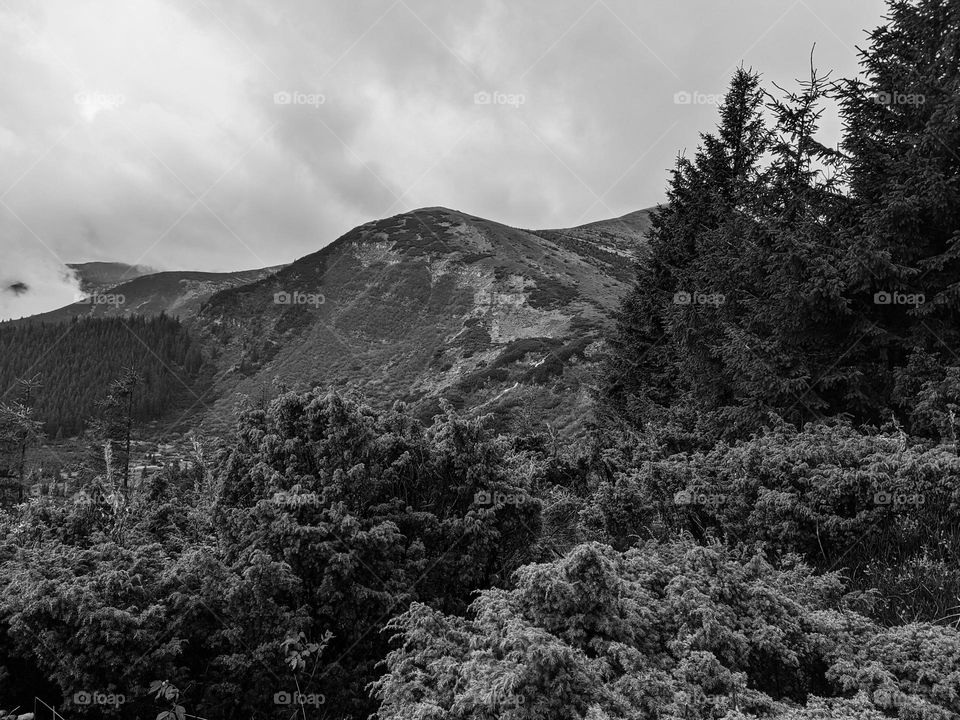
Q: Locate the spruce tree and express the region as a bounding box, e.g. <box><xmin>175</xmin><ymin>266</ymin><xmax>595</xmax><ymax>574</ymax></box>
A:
<box><xmin>0</xmin><ymin>375</ymin><xmax>44</xmax><ymax>502</ymax></box>
<box><xmin>86</xmin><ymin>368</ymin><xmax>141</xmax><ymax>487</ymax></box>
<box><xmin>838</xmin><ymin>0</ymin><xmax>960</xmax><ymax>431</ymax></box>
<box><xmin>604</xmin><ymin>68</ymin><xmax>769</xmax><ymax>445</ymax></box>
<box><xmin>605</xmin><ymin>63</ymin><xmax>865</xmax><ymax>445</ymax></box>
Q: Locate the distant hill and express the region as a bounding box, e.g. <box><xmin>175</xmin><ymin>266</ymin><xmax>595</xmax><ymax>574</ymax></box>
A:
<box><xmin>68</xmin><ymin>262</ymin><xmax>155</xmax><ymax>294</ymax></box>
<box><xmin>25</xmin><ymin>267</ymin><xmax>284</xmax><ymax>324</ymax></box>
<box><xmin>189</xmin><ymin>206</ymin><xmax>653</xmax><ymax>435</ymax></box>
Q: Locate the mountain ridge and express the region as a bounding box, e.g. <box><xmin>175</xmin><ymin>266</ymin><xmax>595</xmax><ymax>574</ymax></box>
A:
<box><xmin>188</xmin><ymin>205</ymin><xmax>653</xmax><ymax>434</ymax></box>
<box><xmin>10</xmin><ymin>205</ymin><xmax>655</xmax><ymax>436</ymax></box>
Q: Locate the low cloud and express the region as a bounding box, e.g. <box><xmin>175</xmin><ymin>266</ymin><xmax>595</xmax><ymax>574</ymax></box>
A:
<box><xmin>0</xmin><ymin>240</ymin><xmax>84</xmax><ymax>321</ymax></box>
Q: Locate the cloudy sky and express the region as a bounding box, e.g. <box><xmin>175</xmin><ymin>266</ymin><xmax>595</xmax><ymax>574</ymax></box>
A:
<box><xmin>1</xmin><ymin>0</ymin><xmax>887</xmax><ymax>319</ymax></box>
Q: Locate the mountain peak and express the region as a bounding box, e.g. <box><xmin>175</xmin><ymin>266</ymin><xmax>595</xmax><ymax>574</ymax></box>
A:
<box><xmin>407</xmin><ymin>205</ymin><xmax>459</xmax><ymax>214</ymax></box>
<box><xmin>188</xmin><ymin>205</ymin><xmax>653</xmax><ymax>435</ymax></box>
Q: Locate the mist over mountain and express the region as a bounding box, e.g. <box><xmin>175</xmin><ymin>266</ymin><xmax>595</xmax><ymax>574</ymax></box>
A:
<box><xmin>68</xmin><ymin>262</ymin><xmax>156</xmax><ymax>295</ymax></box>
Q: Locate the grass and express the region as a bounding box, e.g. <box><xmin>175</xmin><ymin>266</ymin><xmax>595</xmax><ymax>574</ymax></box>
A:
<box><xmin>527</xmin><ymin>276</ymin><xmax>579</xmax><ymax>309</ymax></box>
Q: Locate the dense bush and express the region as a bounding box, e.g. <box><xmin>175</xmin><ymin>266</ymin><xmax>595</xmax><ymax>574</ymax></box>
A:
<box><xmin>373</xmin><ymin>539</ymin><xmax>960</xmax><ymax>719</ymax></box>
<box><xmin>214</xmin><ymin>391</ymin><xmax>542</xmax><ymax>715</ymax></box>
<box><xmin>584</xmin><ymin>420</ymin><xmax>960</xmax><ymax>625</ymax></box>
<box><xmin>0</xmin><ymin>391</ymin><xmax>541</xmax><ymax>719</ymax></box>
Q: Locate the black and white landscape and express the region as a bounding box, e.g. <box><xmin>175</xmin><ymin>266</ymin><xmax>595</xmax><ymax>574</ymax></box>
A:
<box><xmin>2</xmin><ymin>1</ymin><xmax>959</xmax><ymax>718</ymax></box>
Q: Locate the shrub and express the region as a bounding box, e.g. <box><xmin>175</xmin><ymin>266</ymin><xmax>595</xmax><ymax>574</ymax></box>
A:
<box><xmin>374</xmin><ymin>538</ymin><xmax>960</xmax><ymax>719</ymax></box>
<box><xmin>584</xmin><ymin>421</ymin><xmax>960</xmax><ymax>624</ymax></box>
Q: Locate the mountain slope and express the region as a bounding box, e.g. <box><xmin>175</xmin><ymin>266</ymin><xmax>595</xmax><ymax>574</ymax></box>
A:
<box><xmin>68</xmin><ymin>262</ymin><xmax>155</xmax><ymax>294</ymax></box>
<box><xmin>530</xmin><ymin>209</ymin><xmax>653</xmax><ymax>284</ymax></box>
<box><xmin>191</xmin><ymin>206</ymin><xmax>652</xmax><ymax>435</ymax></box>
<box><xmin>25</xmin><ymin>267</ymin><xmax>284</xmax><ymax>324</ymax></box>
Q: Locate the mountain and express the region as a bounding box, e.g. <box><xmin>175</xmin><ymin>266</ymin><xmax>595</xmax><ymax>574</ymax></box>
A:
<box><xmin>14</xmin><ymin>207</ymin><xmax>652</xmax><ymax>437</ymax></box>
<box><xmin>68</xmin><ymin>262</ymin><xmax>155</xmax><ymax>294</ymax></box>
<box><xmin>24</xmin><ymin>267</ymin><xmax>284</xmax><ymax>324</ymax></box>
<box><xmin>189</xmin><ymin>206</ymin><xmax>652</xmax><ymax>435</ymax></box>
<box><xmin>532</xmin><ymin>209</ymin><xmax>654</xmax><ymax>283</ymax></box>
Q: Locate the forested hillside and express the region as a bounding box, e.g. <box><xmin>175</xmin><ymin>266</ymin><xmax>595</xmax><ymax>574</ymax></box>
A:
<box><xmin>0</xmin><ymin>315</ymin><xmax>204</xmax><ymax>435</ymax></box>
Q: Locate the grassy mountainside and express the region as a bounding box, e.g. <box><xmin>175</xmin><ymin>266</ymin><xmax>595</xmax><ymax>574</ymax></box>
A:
<box><xmin>192</xmin><ymin>206</ymin><xmax>652</xmax><ymax>435</ymax></box>
<box><xmin>532</xmin><ymin>208</ymin><xmax>654</xmax><ymax>282</ymax></box>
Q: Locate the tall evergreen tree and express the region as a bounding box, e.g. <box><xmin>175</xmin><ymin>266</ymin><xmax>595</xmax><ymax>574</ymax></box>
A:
<box><xmin>838</xmin><ymin>0</ymin><xmax>960</xmax><ymax>432</ymax></box>
<box><xmin>604</xmin><ymin>69</ymin><xmax>770</xmax><ymax>445</ymax></box>
<box><xmin>86</xmin><ymin>368</ymin><xmax>141</xmax><ymax>488</ymax></box>
<box><xmin>605</xmin><ymin>64</ymin><xmax>865</xmax><ymax>445</ymax></box>
<box><xmin>0</xmin><ymin>375</ymin><xmax>44</xmax><ymax>502</ymax></box>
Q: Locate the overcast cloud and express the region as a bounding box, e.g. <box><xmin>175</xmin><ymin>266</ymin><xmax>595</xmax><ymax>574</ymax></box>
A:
<box><xmin>0</xmin><ymin>0</ymin><xmax>886</xmax><ymax>319</ymax></box>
